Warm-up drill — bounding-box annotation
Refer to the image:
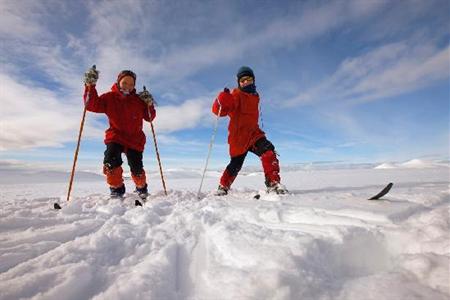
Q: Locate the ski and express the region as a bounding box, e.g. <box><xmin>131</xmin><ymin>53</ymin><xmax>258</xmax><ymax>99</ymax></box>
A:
<box><xmin>53</xmin><ymin>194</ymin><xmax>145</xmax><ymax>209</ymax></box>
<box><xmin>368</xmin><ymin>182</ymin><xmax>394</xmax><ymax>200</ymax></box>
<box><xmin>253</xmin><ymin>191</ymin><xmax>290</xmax><ymax>200</ymax></box>
<box><xmin>252</xmin><ymin>182</ymin><xmax>394</xmax><ymax>201</ymax></box>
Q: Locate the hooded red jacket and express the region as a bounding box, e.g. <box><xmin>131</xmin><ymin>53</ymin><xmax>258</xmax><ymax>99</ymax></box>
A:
<box><xmin>83</xmin><ymin>83</ymin><xmax>156</xmax><ymax>152</ymax></box>
<box><xmin>212</xmin><ymin>88</ymin><xmax>265</xmax><ymax>157</ymax></box>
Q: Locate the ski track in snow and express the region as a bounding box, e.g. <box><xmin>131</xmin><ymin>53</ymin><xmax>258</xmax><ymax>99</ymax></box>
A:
<box><xmin>0</xmin><ymin>168</ymin><xmax>449</xmax><ymax>300</ymax></box>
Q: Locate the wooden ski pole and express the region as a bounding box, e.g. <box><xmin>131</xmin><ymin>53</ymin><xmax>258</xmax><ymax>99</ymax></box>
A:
<box><xmin>66</xmin><ymin>105</ymin><xmax>88</xmax><ymax>202</ymax></box>
<box><xmin>55</xmin><ymin>66</ymin><xmax>96</xmax><ymax>210</ymax></box>
<box><xmin>149</xmin><ymin>108</ymin><xmax>167</xmax><ymax>196</ymax></box>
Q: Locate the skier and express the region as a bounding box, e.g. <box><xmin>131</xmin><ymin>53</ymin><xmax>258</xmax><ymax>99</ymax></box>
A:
<box><xmin>83</xmin><ymin>66</ymin><xmax>156</xmax><ymax>198</ymax></box>
<box><xmin>212</xmin><ymin>66</ymin><xmax>287</xmax><ymax>195</ymax></box>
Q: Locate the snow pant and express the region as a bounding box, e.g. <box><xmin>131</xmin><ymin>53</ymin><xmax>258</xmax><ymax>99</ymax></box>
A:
<box><xmin>103</xmin><ymin>142</ymin><xmax>147</xmax><ymax>188</ymax></box>
<box><xmin>220</xmin><ymin>137</ymin><xmax>281</xmax><ymax>189</ymax></box>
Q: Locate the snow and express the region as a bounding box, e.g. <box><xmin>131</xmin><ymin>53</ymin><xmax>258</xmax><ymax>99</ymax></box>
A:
<box><xmin>401</xmin><ymin>159</ymin><xmax>435</xmax><ymax>169</ymax></box>
<box><xmin>374</xmin><ymin>163</ymin><xmax>397</xmax><ymax>169</ymax></box>
<box><xmin>374</xmin><ymin>159</ymin><xmax>449</xmax><ymax>170</ymax></box>
<box><xmin>0</xmin><ymin>164</ymin><xmax>449</xmax><ymax>300</ymax></box>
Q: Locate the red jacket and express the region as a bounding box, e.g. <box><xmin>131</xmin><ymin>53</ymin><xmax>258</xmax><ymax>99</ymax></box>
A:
<box><xmin>83</xmin><ymin>84</ymin><xmax>156</xmax><ymax>152</ymax></box>
<box><xmin>212</xmin><ymin>88</ymin><xmax>265</xmax><ymax>157</ymax></box>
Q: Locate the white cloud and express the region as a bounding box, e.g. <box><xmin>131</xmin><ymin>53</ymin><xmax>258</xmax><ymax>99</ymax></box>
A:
<box><xmin>0</xmin><ymin>0</ymin><xmax>391</xmax><ymax>104</ymax></box>
<box><xmin>284</xmin><ymin>41</ymin><xmax>449</xmax><ymax>107</ymax></box>
<box><xmin>0</xmin><ymin>73</ymin><xmax>104</xmax><ymax>150</ymax></box>
<box><xmin>150</xmin><ymin>98</ymin><xmax>211</xmax><ymax>133</ymax></box>
<box><xmin>0</xmin><ymin>1</ymin><xmax>46</xmax><ymax>40</ymax></box>
<box><xmin>80</xmin><ymin>0</ymin><xmax>389</xmax><ymax>88</ymax></box>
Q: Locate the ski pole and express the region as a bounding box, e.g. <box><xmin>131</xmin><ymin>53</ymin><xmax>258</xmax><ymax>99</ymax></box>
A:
<box><xmin>55</xmin><ymin>66</ymin><xmax>96</xmax><ymax>210</ymax></box>
<box><xmin>197</xmin><ymin>89</ymin><xmax>226</xmax><ymax>199</ymax></box>
<box><xmin>55</xmin><ymin>93</ymin><xmax>89</xmax><ymax>209</ymax></box>
<box><xmin>66</xmin><ymin>104</ymin><xmax>88</xmax><ymax>202</ymax></box>
<box><xmin>148</xmin><ymin>107</ymin><xmax>168</xmax><ymax>196</ymax></box>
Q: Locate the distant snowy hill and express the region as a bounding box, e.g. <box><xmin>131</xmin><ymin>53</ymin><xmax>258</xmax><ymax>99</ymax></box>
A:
<box><xmin>374</xmin><ymin>159</ymin><xmax>449</xmax><ymax>170</ymax></box>
<box><xmin>0</xmin><ymin>166</ymin><xmax>103</xmax><ymax>184</ymax></box>
<box><xmin>0</xmin><ymin>161</ymin><xmax>449</xmax><ymax>299</ymax></box>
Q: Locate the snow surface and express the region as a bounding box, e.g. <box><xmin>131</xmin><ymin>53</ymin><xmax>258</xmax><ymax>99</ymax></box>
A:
<box><xmin>374</xmin><ymin>159</ymin><xmax>449</xmax><ymax>170</ymax></box>
<box><xmin>0</xmin><ymin>165</ymin><xmax>449</xmax><ymax>300</ymax></box>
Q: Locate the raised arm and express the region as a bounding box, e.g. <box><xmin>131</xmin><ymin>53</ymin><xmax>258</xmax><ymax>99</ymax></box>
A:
<box><xmin>83</xmin><ymin>65</ymin><xmax>107</xmax><ymax>113</ymax></box>
<box><xmin>212</xmin><ymin>88</ymin><xmax>235</xmax><ymax>116</ymax></box>
<box><xmin>83</xmin><ymin>85</ymin><xmax>107</xmax><ymax>113</ymax></box>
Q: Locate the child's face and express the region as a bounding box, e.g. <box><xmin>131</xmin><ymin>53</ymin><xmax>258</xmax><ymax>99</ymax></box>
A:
<box><xmin>119</xmin><ymin>76</ymin><xmax>135</xmax><ymax>92</ymax></box>
<box><xmin>239</xmin><ymin>76</ymin><xmax>254</xmax><ymax>88</ymax></box>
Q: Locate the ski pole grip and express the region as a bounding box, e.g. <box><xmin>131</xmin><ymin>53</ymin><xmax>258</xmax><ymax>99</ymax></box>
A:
<box><xmin>223</xmin><ymin>87</ymin><xmax>230</xmax><ymax>93</ymax></box>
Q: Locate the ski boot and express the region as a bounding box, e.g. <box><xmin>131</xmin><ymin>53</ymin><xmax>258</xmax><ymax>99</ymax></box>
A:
<box><xmin>135</xmin><ymin>184</ymin><xmax>149</xmax><ymax>200</ymax></box>
<box><xmin>266</xmin><ymin>182</ymin><xmax>288</xmax><ymax>195</ymax></box>
<box><xmin>214</xmin><ymin>185</ymin><xmax>229</xmax><ymax>196</ymax></box>
<box><xmin>110</xmin><ymin>184</ymin><xmax>126</xmax><ymax>198</ymax></box>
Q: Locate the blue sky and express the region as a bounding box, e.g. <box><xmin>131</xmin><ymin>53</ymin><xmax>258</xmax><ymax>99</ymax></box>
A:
<box><xmin>0</xmin><ymin>0</ymin><xmax>448</xmax><ymax>172</ymax></box>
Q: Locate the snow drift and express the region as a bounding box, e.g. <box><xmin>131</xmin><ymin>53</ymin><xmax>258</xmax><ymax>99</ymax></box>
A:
<box><xmin>0</xmin><ymin>164</ymin><xmax>448</xmax><ymax>300</ymax></box>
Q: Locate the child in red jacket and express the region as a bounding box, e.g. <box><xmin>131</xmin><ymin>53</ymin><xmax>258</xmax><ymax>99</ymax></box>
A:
<box><xmin>212</xmin><ymin>66</ymin><xmax>287</xmax><ymax>195</ymax></box>
<box><xmin>83</xmin><ymin>66</ymin><xmax>156</xmax><ymax>198</ymax></box>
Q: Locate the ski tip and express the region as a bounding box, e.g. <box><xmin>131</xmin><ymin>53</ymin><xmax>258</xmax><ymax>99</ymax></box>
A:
<box><xmin>253</xmin><ymin>194</ymin><xmax>261</xmax><ymax>200</ymax></box>
<box><xmin>368</xmin><ymin>182</ymin><xmax>394</xmax><ymax>200</ymax></box>
<box><xmin>135</xmin><ymin>199</ymin><xmax>143</xmax><ymax>207</ymax></box>
<box><xmin>54</xmin><ymin>203</ymin><xmax>62</xmax><ymax>210</ymax></box>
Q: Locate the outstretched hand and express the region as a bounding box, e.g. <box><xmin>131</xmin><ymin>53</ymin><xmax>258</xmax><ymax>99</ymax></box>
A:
<box><xmin>84</xmin><ymin>65</ymin><xmax>99</xmax><ymax>85</ymax></box>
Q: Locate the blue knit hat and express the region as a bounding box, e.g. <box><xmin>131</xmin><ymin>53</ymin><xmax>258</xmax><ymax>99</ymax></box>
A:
<box><xmin>236</xmin><ymin>66</ymin><xmax>255</xmax><ymax>80</ymax></box>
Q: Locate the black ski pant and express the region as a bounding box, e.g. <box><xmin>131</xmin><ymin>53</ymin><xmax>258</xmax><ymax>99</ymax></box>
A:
<box><xmin>225</xmin><ymin>137</ymin><xmax>275</xmax><ymax>177</ymax></box>
<box><xmin>103</xmin><ymin>142</ymin><xmax>144</xmax><ymax>175</ymax></box>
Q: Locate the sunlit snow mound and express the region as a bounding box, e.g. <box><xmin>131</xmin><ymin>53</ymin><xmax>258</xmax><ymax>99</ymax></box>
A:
<box><xmin>401</xmin><ymin>159</ymin><xmax>435</xmax><ymax>168</ymax></box>
<box><xmin>374</xmin><ymin>162</ymin><xmax>397</xmax><ymax>169</ymax></box>
<box><xmin>374</xmin><ymin>158</ymin><xmax>449</xmax><ymax>170</ymax></box>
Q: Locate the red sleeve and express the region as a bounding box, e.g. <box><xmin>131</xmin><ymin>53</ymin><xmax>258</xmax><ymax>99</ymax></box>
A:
<box><xmin>84</xmin><ymin>85</ymin><xmax>107</xmax><ymax>113</ymax></box>
<box><xmin>212</xmin><ymin>90</ymin><xmax>235</xmax><ymax>116</ymax></box>
<box><xmin>144</xmin><ymin>104</ymin><xmax>156</xmax><ymax>122</ymax></box>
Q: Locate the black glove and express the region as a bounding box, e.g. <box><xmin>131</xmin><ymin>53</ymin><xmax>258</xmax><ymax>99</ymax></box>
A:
<box><xmin>84</xmin><ymin>65</ymin><xmax>99</xmax><ymax>85</ymax></box>
<box><xmin>138</xmin><ymin>86</ymin><xmax>155</xmax><ymax>106</ymax></box>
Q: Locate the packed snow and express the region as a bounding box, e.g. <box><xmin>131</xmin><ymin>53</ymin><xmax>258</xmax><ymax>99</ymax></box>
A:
<box><xmin>0</xmin><ymin>162</ymin><xmax>449</xmax><ymax>300</ymax></box>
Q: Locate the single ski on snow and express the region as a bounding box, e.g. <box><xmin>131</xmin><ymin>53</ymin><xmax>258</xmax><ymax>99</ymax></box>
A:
<box><xmin>252</xmin><ymin>182</ymin><xmax>394</xmax><ymax>201</ymax></box>
<box><xmin>368</xmin><ymin>182</ymin><xmax>394</xmax><ymax>200</ymax></box>
<box><xmin>53</xmin><ymin>195</ymin><xmax>145</xmax><ymax>209</ymax></box>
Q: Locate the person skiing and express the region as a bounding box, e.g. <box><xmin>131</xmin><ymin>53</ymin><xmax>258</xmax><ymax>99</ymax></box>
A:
<box><xmin>212</xmin><ymin>66</ymin><xmax>287</xmax><ymax>195</ymax></box>
<box><xmin>83</xmin><ymin>66</ymin><xmax>156</xmax><ymax>198</ymax></box>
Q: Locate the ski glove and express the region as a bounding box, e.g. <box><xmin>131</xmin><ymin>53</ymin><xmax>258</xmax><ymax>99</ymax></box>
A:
<box><xmin>84</xmin><ymin>65</ymin><xmax>99</xmax><ymax>85</ymax></box>
<box><xmin>217</xmin><ymin>88</ymin><xmax>233</xmax><ymax>107</ymax></box>
<box><xmin>138</xmin><ymin>86</ymin><xmax>155</xmax><ymax>106</ymax></box>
